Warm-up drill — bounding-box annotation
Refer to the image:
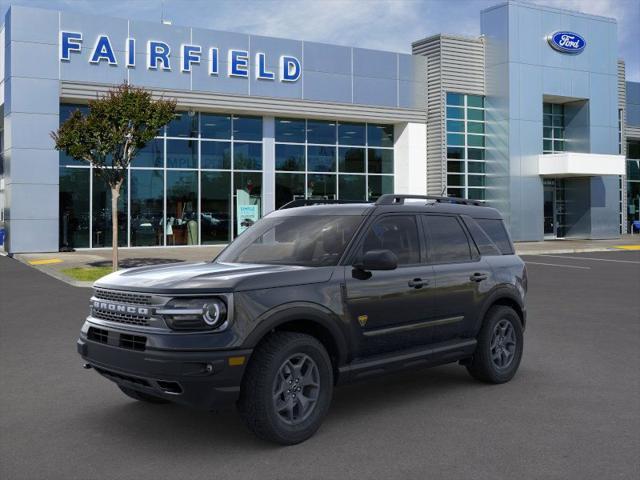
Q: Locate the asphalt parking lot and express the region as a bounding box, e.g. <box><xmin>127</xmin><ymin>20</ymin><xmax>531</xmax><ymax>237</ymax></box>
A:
<box><xmin>1</xmin><ymin>250</ymin><xmax>639</xmax><ymax>480</ymax></box>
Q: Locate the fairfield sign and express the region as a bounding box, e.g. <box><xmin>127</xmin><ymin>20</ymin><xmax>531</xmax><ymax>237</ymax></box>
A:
<box><xmin>59</xmin><ymin>31</ymin><xmax>302</xmax><ymax>82</ymax></box>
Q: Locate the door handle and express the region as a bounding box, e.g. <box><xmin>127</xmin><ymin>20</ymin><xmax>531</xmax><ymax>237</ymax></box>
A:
<box><xmin>470</xmin><ymin>272</ymin><xmax>488</xmax><ymax>282</ymax></box>
<box><xmin>408</xmin><ymin>278</ymin><xmax>428</xmax><ymax>289</ymax></box>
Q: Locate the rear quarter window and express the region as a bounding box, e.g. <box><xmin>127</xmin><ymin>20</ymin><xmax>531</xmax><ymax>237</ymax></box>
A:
<box><xmin>475</xmin><ymin>218</ymin><xmax>514</xmax><ymax>255</ymax></box>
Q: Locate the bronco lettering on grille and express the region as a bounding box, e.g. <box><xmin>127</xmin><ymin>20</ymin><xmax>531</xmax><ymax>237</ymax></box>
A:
<box><xmin>92</xmin><ymin>300</ymin><xmax>149</xmax><ymax>316</ymax></box>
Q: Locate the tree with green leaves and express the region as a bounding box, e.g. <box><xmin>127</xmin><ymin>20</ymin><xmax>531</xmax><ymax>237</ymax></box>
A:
<box><xmin>52</xmin><ymin>83</ymin><xmax>176</xmax><ymax>270</ymax></box>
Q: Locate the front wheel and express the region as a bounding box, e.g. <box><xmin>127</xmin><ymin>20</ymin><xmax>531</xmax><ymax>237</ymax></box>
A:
<box><xmin>466</xmin><ymin>306</ymin><xmax>523</xmax><ymax>384</ymax></box>
<box><xmin>238</xmin><ymin>332</ymin><xmax>334</xmax><ymax>445</ymax></box>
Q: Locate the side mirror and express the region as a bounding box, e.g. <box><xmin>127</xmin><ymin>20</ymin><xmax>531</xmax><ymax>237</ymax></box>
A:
<box><xmin>355</xmin><ymin>249</ymin><xmax>398</xmax><ymax>271</ymax></box>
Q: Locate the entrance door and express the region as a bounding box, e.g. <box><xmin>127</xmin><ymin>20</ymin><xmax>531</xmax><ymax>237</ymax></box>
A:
<box><xmin>543</xmin><ymin>178</ymin><xmax>566</xmax><ymax>238</ymax></box>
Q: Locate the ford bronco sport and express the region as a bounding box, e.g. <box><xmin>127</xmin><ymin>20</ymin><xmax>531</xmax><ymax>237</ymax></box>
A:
<box><xmin>78</xmin><ymin>194</ymin><xmax>527</xmax><ymax>444</ymax></box>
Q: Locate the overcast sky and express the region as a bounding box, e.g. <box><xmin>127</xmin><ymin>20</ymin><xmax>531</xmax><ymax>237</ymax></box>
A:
<box><xmin>1</xmin><ymin>0</ymin><xmax>638</xmax><ymax>80</ymax></box>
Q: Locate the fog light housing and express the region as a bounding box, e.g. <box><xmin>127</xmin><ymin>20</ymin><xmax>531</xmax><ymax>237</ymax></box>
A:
<box><xmin>159</xmin><ymin>298</ymin><xmax>228</xmax><ymax>331</ymax></box>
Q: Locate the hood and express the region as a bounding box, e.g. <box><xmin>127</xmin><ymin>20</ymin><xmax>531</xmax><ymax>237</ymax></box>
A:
<box><xmin>94</xmin><ymin>261</ymin><xmax>334</xmax><ymax>293</ymax></box>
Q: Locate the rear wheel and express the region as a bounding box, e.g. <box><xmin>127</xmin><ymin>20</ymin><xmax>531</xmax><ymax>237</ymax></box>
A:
<box><xmin>466</xmin><ymin>306</ymin><xmax>523</xmax><ymax>384</ymax></box>
<box><xmin>118</xmin><ymin>385</ymin><xmax>169</xmax><ymax>404</ymax></box>
<box><xmin>238</xmin><ymin>332</ymin><xmax>333</xmax><ymax>445</ymax></box>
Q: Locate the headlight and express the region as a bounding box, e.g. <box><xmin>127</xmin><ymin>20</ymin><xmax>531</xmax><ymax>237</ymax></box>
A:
<box><xmin>158</xmin><ymin>298</ymin><xmax>228</xmax><ymax>331</ymax></box>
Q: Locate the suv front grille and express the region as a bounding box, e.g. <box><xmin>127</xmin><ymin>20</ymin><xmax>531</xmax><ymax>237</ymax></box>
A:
<box><xmin>92</xmin><ymin>309</ymin><xmax>151</xmax><ymax>326</ymax></box>
<box><xmin>94</xmin><ymin>288</ymin><xmax>152</xmax><ymax>305</ymax></box>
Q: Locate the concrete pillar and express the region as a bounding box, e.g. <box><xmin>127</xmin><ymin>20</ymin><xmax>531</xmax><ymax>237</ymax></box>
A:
<box><xmin>393</xmin><ymin>122</ymin><xmax>427</xmax><ymax>195</ymax></box>
<box><xmin>3</xmin><ymin>6</ymin><xmax>60</xmax><ymax>253</ymax></box>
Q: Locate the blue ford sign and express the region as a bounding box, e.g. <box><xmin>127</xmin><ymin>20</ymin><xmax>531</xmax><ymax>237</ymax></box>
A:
<box><xmin>547</xmin><ymin>31</ymin><xmax>586</xmax><ymax>54</ymax></box>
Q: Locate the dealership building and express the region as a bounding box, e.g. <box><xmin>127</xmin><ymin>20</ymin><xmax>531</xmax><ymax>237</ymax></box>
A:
<box><xmin>0</xmin><ymin>1</ymin><xmax>639</xmax><ymax>252</ymax></box>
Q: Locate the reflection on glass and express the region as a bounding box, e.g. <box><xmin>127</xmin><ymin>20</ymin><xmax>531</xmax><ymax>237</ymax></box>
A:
<box><xmin>446</xmin><ymin>92</ymin><xmax>464</xmax><ymax>106</ymax></box>
<box><xmin>276</xmin><ymin>144</ymin><xmax>305</xmax><ymax>171</ymax></box>
<box><xmin>59</xmin><ymin>104</ymin><xmax>90</xmax><ymax>166</ymax></box>
<box><xmin>367</xmin><ymin>124</ymin><xmax>394</xmax><ymax>147</ymax></box>
<box><xmin>201</xmin><ymin>113</ymin><xmax>231</xmax><ymax>139</ymax></box>
<box><xmin>338</xmin><ymin>122</ymin><xmax>365</xmax><ymax>146</ymax></box>
<box><xmin>92</xmin><ymin>170</ymin><xmax>127</xmax><ymax>247</ymax></box>
<box><xmin>201</xmin><ymin>141</ymin><xmax>231</xmax><ymax>169</ymax></box>
<box><xmin>275</xmin><ymin>173</ymin><xmax>305</xmax><ymax>208</ymax></box>
<box><xmin>136</xmin><ymin>139</ymin><xmax>163</xmax><ymax>168</ymax></box>
<box><xmin>167</xmin><ymin>139</ymin><xmax>197</xmax><ymax>169</ymax></box>
<box><xmin>338</xmin><ymin>147</ymin><xmax>365</xmax><ymax>173</ymax></box>
<box><xmin>447</xmin><ymin>120</ymin><xmax>464</xmax><ymax>133</ymax></box>
<box><xmin>234</xmin><ymin>142</ymin><xmax>262</xmax><ymax>170</ymax></box>
<box><xmin>307</xmin><ymin>174</ymin><xmax>336</xmax><ymax>199</ymax></box>
<box><xmin>447</xmin><ymin>174</ymin><xmax>465</xmax><ymax>186</ymax></box>
<box><xmin>233</xmin><ymin>115</ymin><xmax>262</xmax><ymax>141</ymax></box>
<box><xmin>167</xmin><ymin>171</ymin><xmax>198</xmax><ymax>245</ymax></box>
<box><xmin>468</xmin><ymin>188</ymin><xmax>485</xmax><ymax>200</ymax></box>
<box><xmin>59</xmin><ymin>167</ymin><xmax>90</xmax><ymax>248</ymax></box>
<box><xmin>339</xmin><ymin>175</ymin><xmax>366</xmax><ymax>200</ymax></box>
<box><xmin>368</xmin><ymin>148</ymin><xmax>394</xmax><ymax>174</ymax></box>
<box><xmin>275</xmin><ymin>118</ymin><xmax>306</xmax><ymax>143</ymax></box>
<box><xmin>467</xmin><ymin>95</ymin><xmax>484</xmax><ymax>108</ymax></box>
<box><xmin>130</xmin><ymin>170</ymin><xmax>164</xmax><ymax>246</ymax></box>
<box><xmin>447</xmin><ymin>147</ymin><xmax>464</xmax><ymax>159</ymax></box>
<box><xmin>306</xmin><ymin>120</ymin><xmax>336</xmax><ymax>145</ymax></box>
<box><xmin>308</xmin><ymin>145</ymin><xmax>336</xmax><ymax>172</ymax></box>
<box><xmin>367</xmin><ymin>175</ymin><xmax>393</xmax><ymax>200</ymax></box>
<box><xmin>447</xmin><ymin>133</ymin><xmax>465</xmax><ymax>146</ymax></box>
<box><xmin>167</xmin><ymin>111</ymin><xmax>198</xmax><ymax>138</ymax></box>
<box><xmin>201</xmin><ymin>171</ymin><xmax>231</xmax><ymax>244</ymax></box>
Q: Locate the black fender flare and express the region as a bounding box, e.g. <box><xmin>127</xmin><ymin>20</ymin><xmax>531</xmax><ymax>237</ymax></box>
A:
<box><xmin>241</xmin><ymin>302</ymin><xmax>350</xmax><ymax>366</ymax></box>
<box><xmin>475</xmin><ymin>286</ymin><xmax>526</xmax><ymax>334</ymax></box>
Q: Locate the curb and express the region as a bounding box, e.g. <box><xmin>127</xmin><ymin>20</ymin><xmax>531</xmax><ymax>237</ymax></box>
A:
<box><xmin>10</xmin><ymin>254</ymin><xmax>95</xmax><ymax>288</ymax></box>
<box><xmin>515</xmin><ymin>247</ymin><xmax>623</xmax><ymax>255</ymax></box>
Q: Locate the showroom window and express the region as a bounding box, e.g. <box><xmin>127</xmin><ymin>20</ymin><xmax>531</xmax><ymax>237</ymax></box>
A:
<box><xmin>58</xmin><ymin>104</ymin><xmax>263</xmax><ymax>248</ymax></box>
<box><xmin>445</xmin><ymin>92</ymin><xmax>486</xmax><ymax>200</ymax></box>
<box><xmin>627</xmin><ymin>140</ymin><xmax>640</xmax><ymax>232</ymax></box>
<box><xmin>543</xmin><ymin>103</ymin><xmax>565</xmax><ymax>154</ymax></box>
<box><xmin>274</xmin><ymin>118</ymin><xmax>394</xmax><ymax>208</ymax></box>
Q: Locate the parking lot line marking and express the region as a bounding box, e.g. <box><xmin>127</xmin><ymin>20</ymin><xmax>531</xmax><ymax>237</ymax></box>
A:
<box><xmin>613</xmin><ymin>245</ymin><xmax>640</xmax><ymax>251</ymax></box>
<box><xmin>525</xmin><ymin>261</ymin><xmax>591</xmax><ymax>269</ymax></box>
<box><xmin>29</xmin><ymin>259</ymin><xmax>63</xmax><ymax>265</ymax></box>
<box><xmin>537</xmin><ymin>254</ymin><xmax>640</xmax><ymax>265</ymax></box>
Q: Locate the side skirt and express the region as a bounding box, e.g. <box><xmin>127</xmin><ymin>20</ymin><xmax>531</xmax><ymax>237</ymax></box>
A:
<box><xmin>336</xmin><ymin>338</ymin><xmax>477</xmax><ymax>385</ymax></box>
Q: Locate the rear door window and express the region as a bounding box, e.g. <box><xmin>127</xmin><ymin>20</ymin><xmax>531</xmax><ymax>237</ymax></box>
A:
<box><xmin>360</xmin><ymin>215</ymin><xmax>420</xmax><ymax>265</ymax></box>
<box><xmin>422</xmin><ymin>215</ymin><xmax>472</xmax><ymax>263</ymax></box>
<box><xmin>475</xmin><ymin>218</ymin><xmax>514</xmax><ymax>254</ymax></box>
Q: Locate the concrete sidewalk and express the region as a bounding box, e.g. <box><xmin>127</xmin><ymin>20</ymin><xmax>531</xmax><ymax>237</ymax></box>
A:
<box><xmin>6</xmin><ymin>235</ymin><xmax>640</xmax><ymax>287</ymax></box>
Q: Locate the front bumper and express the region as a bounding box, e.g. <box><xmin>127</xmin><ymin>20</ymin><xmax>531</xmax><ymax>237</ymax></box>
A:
<box><xmin>77</xmin><ymin>329</ymin><xmax>252</xmax><ymax>410</ymax></box>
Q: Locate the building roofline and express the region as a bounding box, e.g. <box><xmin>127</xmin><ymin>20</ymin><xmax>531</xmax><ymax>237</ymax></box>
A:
<box><xmin>481</xmin><ymin>1</ymin><xmax>616</xmax><ymax>24</ymax></box>
<box><xmin>412</xmin><ymin>33</ymin><xmax>483</xmax><ymax>48</ymax></box>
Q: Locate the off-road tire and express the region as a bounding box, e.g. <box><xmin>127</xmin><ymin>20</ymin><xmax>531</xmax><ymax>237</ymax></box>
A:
<box><xmin>466</xmin><ymin>305</ymin><xmax>523</xmax><ymax>384</ymax></box>
<box><xmin>118</xmin><ymin>385</ymin><xmax>169</xmax><ymax>404</ymax></box>
<box><xmin>238</xmin><ymin>332</ymin><xmax>334</xmax><ymax>445</ymax></box>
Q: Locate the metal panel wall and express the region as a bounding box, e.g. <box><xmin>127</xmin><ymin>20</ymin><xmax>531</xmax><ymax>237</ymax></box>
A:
<box><xmin>412</xmin><ymin>34</ymin><xmax>485</xmax><ymax>196</ymax></box>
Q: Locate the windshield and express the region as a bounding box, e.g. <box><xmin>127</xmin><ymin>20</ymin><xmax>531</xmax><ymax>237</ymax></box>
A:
<box><xmin>217</xmin><ymin>215</ymin><xmax>363</xmax><ymax>267</ymax></box>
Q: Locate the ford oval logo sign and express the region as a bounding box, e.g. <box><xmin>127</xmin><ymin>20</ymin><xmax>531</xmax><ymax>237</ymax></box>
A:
<box><xmin>547</xmin><ymin>31</ymin><xmax>586</xmax><ymax>54</ymax></box>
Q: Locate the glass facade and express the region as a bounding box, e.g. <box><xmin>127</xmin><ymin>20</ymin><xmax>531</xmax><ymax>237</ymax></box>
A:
<box><xmin>445</xmin><ymin>92</ymin><xmax>486</xmax><ymax>200</ymax></box>
<box><xmin>627</xmin><ymin>140</ymin><xmax>640</xmax><ymax>232</ymax></box>
<box><xmin>58</xmin><ymin>104</ymin><xmax>263</xmax><ymax>248</ymax></box>
<box><xmin>543</xmin><ymin>103</ymin><xmax>565</xmax><ymax>154</ymax></box>
<box><xmin>274</xmin><ymin>118</ymin><xmax>394</xmax><ymax>208</ymax></box>
<box><xmin>58</xmin><ymin>106</ymin><xmax>395</xmax><ymax>248</ymax></box>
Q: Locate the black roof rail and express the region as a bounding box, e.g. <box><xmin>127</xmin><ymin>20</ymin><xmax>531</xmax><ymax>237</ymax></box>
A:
<box><xmin>375</xmin><ymin>194</ymin><xmax>485</xmax><ymax>207</ymax></box>
<box><xmin>279</xmin><ymin>199</ymin><xmax>371</xmax><ymax>210</ymax></box>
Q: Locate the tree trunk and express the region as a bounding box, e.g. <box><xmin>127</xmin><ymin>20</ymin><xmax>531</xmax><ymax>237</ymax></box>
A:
<box><xmin>111</xmin><ymin>184</ymin><xmax>121</xmax><ymax>271</ymax></box>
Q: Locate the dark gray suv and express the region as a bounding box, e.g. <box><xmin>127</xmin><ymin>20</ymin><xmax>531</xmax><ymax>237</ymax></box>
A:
<box><xmin>78</xmin><ymin>194</ymin><xmax>527</xmax><ymax>444</ymax></box>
